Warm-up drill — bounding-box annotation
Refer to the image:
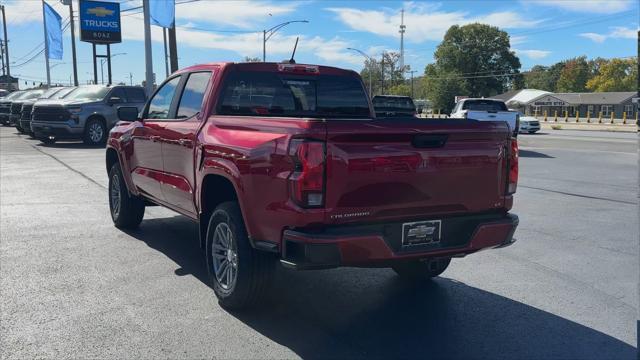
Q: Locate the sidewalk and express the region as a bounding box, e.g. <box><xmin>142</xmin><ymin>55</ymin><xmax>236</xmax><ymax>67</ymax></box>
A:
<box><xmin>540</xmin><ymin>122</ymin><xmax>636</xmax><ymax>133</ymax></box>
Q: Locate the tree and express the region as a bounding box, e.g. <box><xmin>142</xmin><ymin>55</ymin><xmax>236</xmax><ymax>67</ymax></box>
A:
<box><xmin>387</xmin><ymin>83</ymin><xmax>411</xmax><ymax>97</ymax></box>
<box><xmin>556</xmin><ymin>56</ymin><xmax>590</xmax><ymax>92</ymax></box>
<box><xmin>359</xmin><ymin>51</ymin><xmax>408</xmax><ymax>96</ymax></box>
<box><xmin>586</xmin><ymin>57</ymin><xmax>638</xmax><ymax>92</ymax></box>
<box><xmin>431</xmin><ymin>23</ymin><xmax>521</xmax><ymax>97</ymax></box>
<box><xmin>422</xmin><ymin>64</ymin><xmax>468</xmax><ymax>113</ymax></box>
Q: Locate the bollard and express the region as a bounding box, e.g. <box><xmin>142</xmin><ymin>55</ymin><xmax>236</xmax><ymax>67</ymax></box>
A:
<box><xmin>636</xmin><ymin>111</ymin><xmax>639</xmax><ymax>125</ymax></box>
<box><xmin>554</xmin><ymin>110</ymin><xmax>558</xmax><ymax>122</ymax></box>
<box><xmin>622</xmin><ymin>111</ymin><xmax>627</xmax><ymax>124</ymax></box>
<box><xmin>586</xmin><ymin>112</ymin><xmax>590</xmax><ymax>123</ymax></box>
<box><xmin>610</xmin><ymin>112</ymin><xmax>615</xmax><ymax>124</ymax></box>
<box><xmin>544</xmin><ymin>110</ymin><xmax>548</xmax><ymax>122</ymax></box>
<box><xmin>598</xmin><ymin>111</ymin><xmax>602</xmax><ymax>123</ymax></box>
<box><xmin>564</xmin><ymin>110</ymin><xmax>569</xmax><ymax>122</ymax></box>
<box><xmin>575</xmin><ymin>110</ymin><xmax>579</xmax><ymax>123</ymax></box>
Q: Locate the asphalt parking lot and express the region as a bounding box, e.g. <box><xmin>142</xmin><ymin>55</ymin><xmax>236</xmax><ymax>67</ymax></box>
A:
<box><xmin>1</xmin><ymin>126</ymin><xmax>637</xmax><ymax>359</ymax></box>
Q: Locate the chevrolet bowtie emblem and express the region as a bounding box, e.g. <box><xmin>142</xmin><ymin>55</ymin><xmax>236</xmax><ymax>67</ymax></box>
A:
<box><xmin>87</xmin><ymin>7</ymin><xmax>114</xmax><ymax>17</ymax></box>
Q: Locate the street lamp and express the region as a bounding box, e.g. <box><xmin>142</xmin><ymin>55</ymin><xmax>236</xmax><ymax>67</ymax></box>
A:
<box><xmin>263</xmin><ymin>20</ymin><xmax>309</xmax><ymax>62</ymax></box>
<box><xmin>406</xmin><ymin>70</ymin><xmax>417</xmax><ymax>98</ymax></box>
<box><xmin>101</xmin><ymin>53</ymin><xmax>126</xmax><ymax>84</ymax></box>
<box><xmin>347</xmin><ymin>47</ymin><xmax>374</xmax><ymax>98</ymax></box>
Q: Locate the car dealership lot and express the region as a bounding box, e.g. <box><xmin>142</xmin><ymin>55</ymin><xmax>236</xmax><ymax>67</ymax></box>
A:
<box><xmin>1</xmin><ymin>127</ymin><xmax>637</xmax><ymax>359</ymax></box>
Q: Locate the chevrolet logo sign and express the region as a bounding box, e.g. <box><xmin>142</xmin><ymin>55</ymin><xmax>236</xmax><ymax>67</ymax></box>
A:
<box><xmin>87</xmin><ymin>7</ymin><xmax>114</xmax><ymax>17</ymax></box>
<box><xmin>407</xmin><ymin>225</ymin><xmax>436</xmax><ymax>238</ymax></box>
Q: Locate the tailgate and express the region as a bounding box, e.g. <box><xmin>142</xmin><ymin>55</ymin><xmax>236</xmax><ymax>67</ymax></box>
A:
<box><xmin>324</xmin><ymin>118</ymin><xmax>511</xmax><ymax>225</ymax></box>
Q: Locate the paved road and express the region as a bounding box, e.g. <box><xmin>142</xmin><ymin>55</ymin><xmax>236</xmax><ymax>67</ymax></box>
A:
<box><xmin>1</xmin><ymin>127</ymin><xmax>637</xmax><ymax>359</ymax></box>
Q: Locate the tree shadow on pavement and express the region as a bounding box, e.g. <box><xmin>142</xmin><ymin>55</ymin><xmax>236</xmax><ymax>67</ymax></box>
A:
<box><xmin>126</xmin><ymin>216</ymin><xmax>636</xmax><ymax>360</ymax></box>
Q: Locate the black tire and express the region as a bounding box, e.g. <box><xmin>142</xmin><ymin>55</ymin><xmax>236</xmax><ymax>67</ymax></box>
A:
<box><xmin>108</xmin><ymin>162</ymin><xmax>145</xmax><ymax>229</ymax></box>
<box><xmin>528</xmin><ymin>131</ymin><xmax>537</xmax><ymax>134</ymax></box>
<box><xmin>40</xmin><ymin>136</ymin><xmax>56</xmax><ymax>144</ymax></box>
<box><xmin>15</xmin><ymin>124</ymin><xmax>25</xmax><ymax>134</ymax></box>
<box><xmin>84</xmin><ymin>118</ymin><xmax>107</xmax><ymax>146</ymax></box>
<box><xmin>205</xmin><ymin>201</ymin><xmax>275</xmax><ymax>310</ymax></box>
<box><xmin>392</xmin><ymin>258</ymin><xmax>451</xmax><ymax>280</ymax></box>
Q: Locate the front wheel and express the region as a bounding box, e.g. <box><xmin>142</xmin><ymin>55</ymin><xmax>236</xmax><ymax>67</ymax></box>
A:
<box><xmin>40</xmin><ymin>136</ymin><xmax>56</xmax><ymax>144</ymax></box>
<box><xmin>392</xmin><ymin>258</ymin><xmax>451</xmax><ymax>280</ymax></box>
<box><xmin>84</xmin><ymin>118</ymin><xmax>107</xmax><ymax>146</ymax></box>
<box><xmin>108</xmin><ymin>162</ymin><xmax>145</xmax><ymax>229</ymax></box>
<box><xmin>206</xmin><ymin>201</ymin><xmax>275</xmax><ymax>310</ymax></box>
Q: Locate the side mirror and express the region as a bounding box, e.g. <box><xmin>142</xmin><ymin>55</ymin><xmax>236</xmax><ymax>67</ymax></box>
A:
<box><xmin>108</xmin><ymin>96</ymin><xmax>123</xmax><ymax>105</ymax></box>
<box><xmin>117</xmin><ymin>106</ymin><xmax>139</xmax><ymax>121</ymax></box>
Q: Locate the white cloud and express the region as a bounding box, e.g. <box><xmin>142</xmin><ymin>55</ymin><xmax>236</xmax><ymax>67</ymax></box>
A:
<box><xmin>516</xmin><ymin>49</ymin><xmax>551</xmax><ymax>59</ymax></box>
<box><xmin>579</xmin><ymin>26</ymin><xmax>638</xmax><ymax>43</ymax></box>
<box><xmin>510</xmin><ymin>35</ymin><xmax>528</xmax><ymax>46</ymax></box>
<box><xmin>529</xmin><ymin>0</ymin><xmax>634</xmax><ymax>14</ymax></box>
<box><xmin>4</xmin><ymin>0</ymin><xmax>68</xmax><ymax>25</ymax></box>
<box><xmin>579</xmin><ymin>32</ymin><xmax>607</xmax><ymax>43</ymax></box>
<box><xmin>120</xmin><ymin>14</ymin><xmax>362</xmax><ymax>66</ymax></box>
<box><xmin>327</xmin><ymin>3</ymin><xmax>543</xmax><ymax>43</ymax></box>
<box><xmin>176</xmin><ymin>1</ymin><xmax>299</xmax><ymax>29</ymax></box>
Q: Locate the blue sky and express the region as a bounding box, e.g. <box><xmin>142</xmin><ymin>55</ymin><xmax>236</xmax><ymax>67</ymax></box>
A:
<box><xmin>3</xmin><ymin>0</ymin><xmax>638</xmax><ymax>88</ymax></box>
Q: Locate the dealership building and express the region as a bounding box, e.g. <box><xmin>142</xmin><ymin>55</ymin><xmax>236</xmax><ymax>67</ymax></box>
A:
<box><xmin>493</xmin><ymin>89</ymin><xmax>638</xmax><ymax>118</ymax></box>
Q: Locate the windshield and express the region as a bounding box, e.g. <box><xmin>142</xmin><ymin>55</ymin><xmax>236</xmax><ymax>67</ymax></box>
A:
<box><xmin>19</xmin><ymin>90</ymin><xmax>47</xmax><ymax>100</ymax></box>
<box><xmin>51</xmin><ymin>87</ymin><xmax>77</xmax><ymax>99</ymax></box>
<box><xmin>65</xmin><ymin>86</ymin><xmax>110</xmax><ymax>101</ymax></box>
<box><xmin>372</xmin><ymin>97</ymin><xmax>415</xmax><ymax>111</ymax></box>
<box><xmin>218</xmin><ymin>71</ymin><xmax>370</xmax><ymax>118</ymax></box>
<box><xmin>462</xmin><ymin>100</ymin><xmax>508</xmax><ymax>111</ymax></box>
<box><xmin>41</xmin><ymin>88</ymin><xmax>63</xmax><ymax>99</ymax></box>
<box><xmin>4</xmin><ymin>91</ymin><xmax>25</xmax><ymax>100</ymax></box>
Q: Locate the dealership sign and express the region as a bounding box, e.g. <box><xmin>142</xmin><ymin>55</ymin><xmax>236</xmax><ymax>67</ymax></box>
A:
<box><xmin>79</xmin><ymin>0</ymin><xmax>121</xmax><ymax>44</ymax></box>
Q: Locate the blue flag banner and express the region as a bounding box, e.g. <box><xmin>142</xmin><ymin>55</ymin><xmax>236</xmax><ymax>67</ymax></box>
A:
<box><xmin>150</xmin><ymin>0</ymin><xmax>175</xmax><ymax>28</ymax></box>
<box><xmin>43</xmin><ymin>1</ymin><xmax>63</xmax><ymax>60</ymax></box>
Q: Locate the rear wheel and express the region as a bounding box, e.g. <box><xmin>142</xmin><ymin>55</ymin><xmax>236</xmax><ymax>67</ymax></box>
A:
<box><xmin>15</xmin><ymin>124</ymin><xmax>25</xmax><ymax>134</ymax></box>
<box><xmin>108</xmin><ymin>162</ymin><xmax>145</xmax><ymax>229</ymax></box>
<box><xmin>206</xmin><ymin>201</ymin><xmax>275</xmax><ymax>309</ymax></box>
<box><xmin>84</xmin><ymin>118</ymin><xmax>107</xmax><ymax>146</ymax></box>
<box><xmin>392</xmin><ymin>258</ymin><xmax>451</xmax><ymax>280</ymax></box>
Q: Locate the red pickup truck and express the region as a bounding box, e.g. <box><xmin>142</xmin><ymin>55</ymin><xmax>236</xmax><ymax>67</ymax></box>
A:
<box><xmin>107</xmin><ymin>62</ymin><xmax>519</xmax><ymax>309</ymax></box>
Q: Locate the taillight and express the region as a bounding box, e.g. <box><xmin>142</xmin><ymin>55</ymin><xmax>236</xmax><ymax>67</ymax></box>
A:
<box><xmin>508</xmin><ymin>138</ymin><xmax>518</xmax><ymax>194</ymax></box>
<box><xmin>288</xmin><ymin>139</ymin><xmax>325</xmax><ymax>207</ymax></box>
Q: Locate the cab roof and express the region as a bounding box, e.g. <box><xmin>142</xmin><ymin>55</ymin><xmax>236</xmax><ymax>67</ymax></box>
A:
<box><xmin>177</xmin><ymin>62</ymin><xmax>360</xmax><ymax>77</ymax></box>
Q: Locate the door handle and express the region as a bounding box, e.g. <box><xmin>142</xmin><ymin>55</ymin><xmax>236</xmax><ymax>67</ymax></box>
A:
<box><xmin>150</xmin><ymin>135</ymin><xmax>161</xmax><ymax>142</ymax></box>
<box><xmin>178</xmin><ymin>138</ymin><xmax>193</xmax><ymax>147</ymax></box>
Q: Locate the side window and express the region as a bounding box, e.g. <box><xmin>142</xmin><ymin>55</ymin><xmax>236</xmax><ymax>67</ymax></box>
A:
<box><xmin>176</xmin><ymin>72</ymin><xmax>212</xmax><ymax>119</ymax></box>
<box><xmin>146</xmin><ymin>76</ymin><xmax>181</xmax><ymax>120</ymax></box>
<box><xmin>124</xmin><ymin>88</ymin><xmax>146</xmax><ymax>103</ymax></box>
<box><xmin>108</xmin><ymin>88</ymin><xmax>127</xmax><ymax>103</ymax></box>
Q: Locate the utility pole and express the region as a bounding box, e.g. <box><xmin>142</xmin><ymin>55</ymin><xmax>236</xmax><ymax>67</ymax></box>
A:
<box><xmin>1</xmin><ymin>5</ymin><xmax>10</xmax><ymax>79</ymax></box>
<box><xmin>63</xmin><ymin>0</ymin><xmax>78</xmax><ymax>86</ymax></box>
<box><xmin>129</xmin><ymin>72</ymin><xmax>133</xmax><ymax>86</ymax></box>
<box><xmin>407</xmin><ymin>70</ymin><xmax>416</xmax><ymax>98</ymax></box>
<box><xmin>0</xmin><ymin>42</ymin><xmax>5</xmax><ymax>76</ymax></box>
<box><xmin>381</xmin><ymin>52</ymin><xmax>385</xmax><ymax>94</ymax></box>
<box><xmin>399</xmin><ymin>8</ymin><xmax>405</xmax><ymax>72</ymax></box>
<box><xmin>168</xmin><ymin>26</ymin><xmax>178</xmax><ymax>73</ymax></box>
<box><xmin>163</xmin><ymin>28</ymin><xmax>169</xmax><ymax>77</ymax></box>
<box><xmin>142</xmin><ymin>0</ymin><xmax>153</xmax><ymax>95</ymax></box>
<box><xmin>41</xmin><ymin>0</ymin><xmax>51</xmax><ymax>86</ymax></box>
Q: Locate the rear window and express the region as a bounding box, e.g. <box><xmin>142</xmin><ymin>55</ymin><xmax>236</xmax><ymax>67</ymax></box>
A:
<box><xmin>462</xmin><ymin>100</ymin><xmax>507</xmax><ymax>111</ymax></box>
<box><xmin>218</xmin><ymin>71</ymin><xmax>370</xmax><ymax>118</ymax></box>
<box><xmin>372</xmin><ymin>96</ymin><xmax>415</xmax><ymax>111</ymax></box>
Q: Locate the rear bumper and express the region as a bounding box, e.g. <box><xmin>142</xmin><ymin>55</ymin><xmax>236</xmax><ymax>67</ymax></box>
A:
<box><xmin>280</xmin><ymin>213</ymin><xmax>518</xmax><ymax>269</ymax></box>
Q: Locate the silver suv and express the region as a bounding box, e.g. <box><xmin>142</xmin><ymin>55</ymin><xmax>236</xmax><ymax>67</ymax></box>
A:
<box><xmin>31</xmin><ymin>85</ymin><xmax>146</xmax><ymax>145</ymax></box>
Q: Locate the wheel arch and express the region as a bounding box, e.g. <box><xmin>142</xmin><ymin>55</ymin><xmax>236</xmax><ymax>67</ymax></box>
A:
<box><xmin>199</xmin><ymin>173</ymin><xmax>243</xmax><ymax>250</ymax></box>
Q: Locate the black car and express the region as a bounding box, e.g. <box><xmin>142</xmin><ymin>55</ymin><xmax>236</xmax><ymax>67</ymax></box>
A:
<box><xmin>19</xmin><ymin>87</ymin><xmax>76</xmax><ymax>136</ymax></box>
<box><xmin>372</xmin><ymin>95</ymin><xmax>417</xmax><ymax>118</ymax></box>
<box><xmin>0</xmin><ymin>91</ymin><xmax>26</xmax><ymax>126</ymax></box>
<box><xmin>10</xmin><ymin>89</ymin><xmax>47</xmax><ymax>132</ymax></box>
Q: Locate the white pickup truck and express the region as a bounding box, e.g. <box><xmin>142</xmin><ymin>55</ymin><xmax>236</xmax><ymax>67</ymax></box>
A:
<box><xmin>450</xmin><ymin>98</ymin><xmax>519</xmax><ymax>136</ymax></box>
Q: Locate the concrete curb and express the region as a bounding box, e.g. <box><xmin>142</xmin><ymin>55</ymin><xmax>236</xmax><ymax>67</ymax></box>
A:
<box><xmin>540</xmin><ymin>123</ymin><xmax>637</xmax><ymax>133</ymax></box>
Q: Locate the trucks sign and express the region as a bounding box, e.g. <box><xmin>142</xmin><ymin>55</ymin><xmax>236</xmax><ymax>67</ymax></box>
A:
<box><xmin>79</xmin><ymin>0</ymin><xmax>121</xmax><ymax>44</ymax></box>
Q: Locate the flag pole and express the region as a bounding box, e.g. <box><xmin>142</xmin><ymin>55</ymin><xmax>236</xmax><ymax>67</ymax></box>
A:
<box><xmin>42</xmin><ymin>0</ymin><xmax>51</xmax><ymax>86</ymax></box>
<box><xmin>142</xmin><ymin>0</ymin><xmax>153</xmax><ymax>96</ymax></box>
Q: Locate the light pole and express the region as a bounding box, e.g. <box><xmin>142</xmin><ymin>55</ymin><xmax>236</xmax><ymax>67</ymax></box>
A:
<box><xmin>263</xmin><ymin>20</ymin><xmax>309</xmax><ymax>62</ymax></box>
<box><xmin>100</xmin><ymin>53</ymin><xmax>126</xmax><ymax>84</ymax></box>
<box><xmin>406</xmin><ymin>70</ymin><xmax>417</xmax><ymax>98</ymax></box>
<box><xmin>347</xmin><ymin>47</ymin><xmax>374</xmax><ymax>98</ymax></box>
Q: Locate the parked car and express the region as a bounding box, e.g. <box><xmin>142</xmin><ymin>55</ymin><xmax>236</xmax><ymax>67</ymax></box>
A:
<box><xmin>450</xmin><ymin>98</ymin><xmax>519</xmax><ymax>136</ymax></box>
<box><xmin>0</xmin><ymin>90</ymin><xmax>25</xmax><ymax>125</ymax></box>
<box><xmin>107</xmin><ymin>62</ymin><xmax>519</xmax><ymax>309</ymax></box>
<box><xmin>31</xmin><ymin>85</ymin><xmax>146</xmax><ymax>145</ymax></box>
<box><xmin>0</xmin><ymin>89</ymin><xmax>9</xmax><ymax>98</ymax></box>
<box><xmin>10</xmin><ymin>89</ymin><xmax>47</xmax><ymax>133</ymax></box>
<box><xmin>518</xmin><ymin>114</ymin><xmax>541</xmax><ymax>134</ymax></box>
<box><xmin>372</xmin><ymin>95</ymin><xmax>417</xmax><ymax>118</ymax></box>
<box><xmin>19</xmin><ymin>87</ymin><xmax>77</xmax><ymax>136</ymax></box>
